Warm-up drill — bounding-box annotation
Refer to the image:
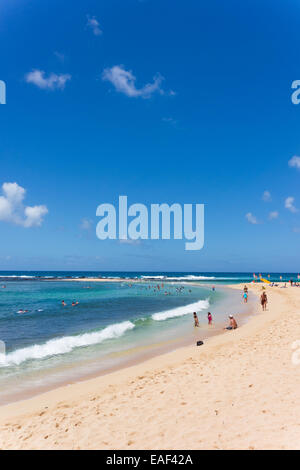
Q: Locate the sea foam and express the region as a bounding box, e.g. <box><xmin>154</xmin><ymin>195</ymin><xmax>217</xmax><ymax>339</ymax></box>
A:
<box><xmin>152</xmin><ymin>299</ymin><xmax>209</xmax><ymax>321</ymax></box>
<box><xmin>1</xmin><ymin>321</ymin><xmax>135</xmax><ymax>367</ymax></box>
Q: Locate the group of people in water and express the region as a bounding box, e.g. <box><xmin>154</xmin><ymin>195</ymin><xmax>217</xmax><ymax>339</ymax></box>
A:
<box><xmin>61</xmin><ymin>300</ymin><xmax>79</xmax><ymax>307</ymax></box>
<box><xmin>193</xmin><ymin>311</ymin><xmax>213</xmax><ymax>327</ymax></box>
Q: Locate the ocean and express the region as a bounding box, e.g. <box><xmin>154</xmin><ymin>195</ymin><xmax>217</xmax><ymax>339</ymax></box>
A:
<box><xmin>0</xmin><ymin>271</ymin><xmax>293</xmax><ymax>404</ymax></box>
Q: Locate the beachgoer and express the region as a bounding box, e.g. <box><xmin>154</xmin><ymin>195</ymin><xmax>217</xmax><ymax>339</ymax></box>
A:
<box><xmin>260</xmin><ymin>292</ymin><xmax>267</xmax><ymax>311</ymax></box>
<box><xmin>224</xmin><ymin>315</ymin><xmax>238</xmax><ymax>330</ymax></box>
<box><xmin>243</xmin><ymin>291</ymin><xmax>248</xmax><ymax>303</ymax></box>
<box><xmin>207</xmin><ymin>312</ymin><xmax>212</xmax><ymax>325</ymax></box>
<box><xmin>62</xmin><ymin>300</ymin><xmax>67</xmax><ymax>306</ymax></box>
<box><xmin>193</xmin><ymin>312</ymin><xmax>199</xmax><ymax>327</ymax></box>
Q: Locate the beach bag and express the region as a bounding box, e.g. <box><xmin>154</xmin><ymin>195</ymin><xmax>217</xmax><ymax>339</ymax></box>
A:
<box><xmin>196</xmin><ymin>341</ymin><xmax>204</xmax><ymax>346</ymax></box>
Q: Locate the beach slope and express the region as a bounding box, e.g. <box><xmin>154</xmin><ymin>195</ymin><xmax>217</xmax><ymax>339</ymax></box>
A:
<box><xmin>0</xmin><ymin>284</ymin><xmax>300</xmax><ymax>450</ymax></box>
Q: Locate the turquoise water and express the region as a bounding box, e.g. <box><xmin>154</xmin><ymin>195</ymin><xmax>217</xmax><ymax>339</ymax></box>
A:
<box><xmin>0</xmin><ymin>273</ymin><xmax>256</xmax><ymax>404</ymax></box>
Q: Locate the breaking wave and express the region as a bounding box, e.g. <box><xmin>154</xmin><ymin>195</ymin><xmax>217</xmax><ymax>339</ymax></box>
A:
<box><xmin>152</xmin><ymin>299</ymin><xmax>209</xmax><ymax>321</ymax></box>
<box><xmin>1</xmin><ymin>321</ymin><xmax>135</xmax><ymax>367</ymax></box>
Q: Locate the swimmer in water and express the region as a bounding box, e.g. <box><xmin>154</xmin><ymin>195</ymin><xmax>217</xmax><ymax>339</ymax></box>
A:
<box><xmin>62</xmin><ymin>300</ymin><xmax>67</xmax><ymax>306</ymax></box>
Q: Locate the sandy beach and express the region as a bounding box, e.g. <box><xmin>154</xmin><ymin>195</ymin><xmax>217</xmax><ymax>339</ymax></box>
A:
<box><xmin>0</xmin><ymin>282</ymin><xmax>300</xmax><ymax>450</ymax></box>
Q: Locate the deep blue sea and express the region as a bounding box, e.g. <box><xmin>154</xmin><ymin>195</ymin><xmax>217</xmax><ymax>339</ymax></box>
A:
<box><xmin>0</xmin><ymin>271</ymin><xmax>293</xmax><ymax>404</ymax></box>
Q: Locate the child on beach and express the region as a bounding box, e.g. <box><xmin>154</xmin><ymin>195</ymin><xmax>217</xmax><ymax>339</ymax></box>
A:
<box><xmin>243</xmin><ymin>291</ymin><xmax>248</xmax><ymax>303</ymax></box>
<box><xmin>207</xmin><ymin>312</ymin><xmax>212</xmax><ymax>325</ymax></box>
<box><xmin>193</xmin><ymin>312</ymin><xmax>199</xmax><ymax>327</ymax></box>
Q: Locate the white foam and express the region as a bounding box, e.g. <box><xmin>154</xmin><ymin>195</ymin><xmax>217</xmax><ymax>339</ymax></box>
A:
<box><xmin>141</xmin><ymin>275</ymin><xmax>166</xmax><ymax>280</ymax></box>
<box><xmin>152</xmin><ymin>299</ymin><xmax>209</xmax><ymax>321</ymax></box>
<box><xmin>1</xmin><ymin>321</ymin><xmax>135</xmax><ymax>367</ymax></box>
<box><xmin>140</xmin><ymin>275</ymin><xmax>219</xmax><ymax>281</ymax></box>
<box><xmin>166</xmin><ymin>275</ymin><xmax>216</xmax><ymax>281</ymax></box>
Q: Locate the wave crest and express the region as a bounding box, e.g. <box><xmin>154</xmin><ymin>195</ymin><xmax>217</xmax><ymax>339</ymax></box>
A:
<box><xmin>152</xmin><ymin>299</ymin><xmax>209</xmax><ymax>321</ymax></box>
<box><xmin>1</xmin><ymin>321</ymin><xmax>135</xmax><ymax>367</ymax></box>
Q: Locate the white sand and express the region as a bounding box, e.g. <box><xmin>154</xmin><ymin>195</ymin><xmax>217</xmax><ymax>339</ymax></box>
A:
<box><xmin>0</xmin><ymin>283</ymin><xmax>300</xmax><ymax>450</ymax></box>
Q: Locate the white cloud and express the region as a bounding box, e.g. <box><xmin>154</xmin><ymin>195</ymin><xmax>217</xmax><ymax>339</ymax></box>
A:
<box><xmin>102</xmin><ymin>65</ymin><xmax>164</xmax><ymax>98</ymax></box>
<box><xmin>246</xmin><ymin>212</ymin><xmax>259</xmax><ymax>224</ymax></box>
<box><xmin>262</xmin><ymin>190</ymin><xmax>271</xmax><ymax>202</ymax></box>
<box><xmin>269</xmin><ymin>211</ymin><xmax>279</xmax><ymax>220</ymax></box>
<box><xmin>288</xmin><ymin>155</ymin><xmax>300</xmax><ymax>169</ymax></box>
<box><xmin>23</xmin><ymin>205</ymin><xmax>48</xmax><ymax>228</ymax></box>
<box><xmin>285</xmin><ymin>196</ymin><xmax>298</xmax><ymax>213</ymax></box>
<box><xmin>0</xmin><ymin>182</ymin><xmax>48</xmax><ymax>228</ymax></box>
<box><xmin>80</xmin><ymin>218</ymin><xmax>93</xmax><ymax>230</ymax></box>
<box><xmin>87</xmin><ymin>15</ymin><xmax>102</xmax><ymax>36</ymax></box>
<box><xmin>25</xmin><ymin>70</ymin><xmax>71</xmax><ymax>90</ymax></box>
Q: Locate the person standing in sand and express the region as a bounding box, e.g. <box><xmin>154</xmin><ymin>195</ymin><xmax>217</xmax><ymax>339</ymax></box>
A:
<box><xmin>260</xmin><ymin>292</ymin><xmax>268</xmax><ymax>311</ymax></box>
<box><xmin>193</xmin><ymin>312</ymin><xmax>199</xmax><ymax>327</ymax></box>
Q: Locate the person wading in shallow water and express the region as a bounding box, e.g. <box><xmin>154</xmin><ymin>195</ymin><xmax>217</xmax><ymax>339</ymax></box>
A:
<box><xmin>243</xmin><ymin>291</ymin><xmax>248</xmax><ymax>303</ymax></box>
<box><xmin>193</xmin><ymin>312</ymin><xmax>199</xmax><ymax>327</ymax></box>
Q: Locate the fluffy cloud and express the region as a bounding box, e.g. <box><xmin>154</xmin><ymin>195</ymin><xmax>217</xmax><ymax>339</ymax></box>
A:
<box><xmin>0</xmin><ymin>182</ymin><xmax>48</xmax><ymax>228</ymax></box>
<box><xmin>245</xmin><ymin>212</ymin><xmax>258</xmax><ymax>224</ymax></box>
<box><xmin>87</xmin><ymin>15</ymin><xmax>102</xmax><ymax>36</ymax></box>
<box><xmin>25</xmin><ymin>70</ymin><xmax>71</xmax><ymax>90</ymax></box>
<box><xmin>102</xmin><ymin>65</ymin><xmax>164</xmax><ymax>98</ymax></box>
<box><xmin>288</xmin><ymin>155</ymin><xmax>300</xmax><ymax>169</ymax></box>
<box><xmin>262</xmin><ymin>190</ymin><xmax>271</xmax><ymax>202</ymax></box>
<box><xmin>285</xmin><ymin>196</ymin><xmax>298</xmax><ymax>213</ymax></box>
<box><xmin>269</xmin><ymin>211</ymin><xmax>279</xmax><ymax>220</ymax></box>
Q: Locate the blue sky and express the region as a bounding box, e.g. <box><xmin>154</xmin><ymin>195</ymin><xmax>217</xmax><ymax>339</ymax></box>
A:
<box><xmin>1</xmin><ymin>0</ymin><xmax>300</xmax><ymax>272</ymax></box>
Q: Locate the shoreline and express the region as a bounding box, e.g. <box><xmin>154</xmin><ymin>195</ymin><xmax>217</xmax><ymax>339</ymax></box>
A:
<box><xmin>0</xmin><ymin>284</ymin><xmax>253</xmax><ymax>406</ymax></box>
<box><xmin>1</xmin><ymin>283</ymin><xmax>299</xmax><ymax>449</ymax></box>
